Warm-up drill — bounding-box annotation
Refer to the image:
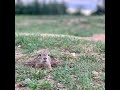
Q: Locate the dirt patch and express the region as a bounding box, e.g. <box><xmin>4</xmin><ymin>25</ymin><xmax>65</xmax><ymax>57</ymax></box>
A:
<box><xmin>86</xmin><ymin>34</ymin><xmax>105</xmax><ymax>42</ymax></box>
<box><xmin>24</xmin><ymin>55</ymin><xmax>61</xmax><ymax>69</ymax></box>
<box><xmin>15</xmin><ymin>47</ymin><xmax>24</xmax><ymax>61</ymax></box>
<box><xmin>15</xmin><ymin>83</ymin><xmax>30</xmax><ymax>90</ymax></box>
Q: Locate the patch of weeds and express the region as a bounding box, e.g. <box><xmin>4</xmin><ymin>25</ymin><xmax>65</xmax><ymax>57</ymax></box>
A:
<box><xmin>94</xmin><ymin>41</ymin><xmax>105</xmax><ymax>53</ymax></box>
<box><xmin>16</xmin><ymin>73</ymin><xmax>28</xmax><ymax>82</ymax></box>
<box><xmin>52</xmin><ymin>63</ymin><xmax>76</xmax><ymax>90</ymax></box>
<box><xmin>15</xmin><ymin>36</ymin><xmax>41</xmax><ymax>53</ymax></box>
<box><xmin>27</xmin><ymin>80</ymin><xmax>37</xmax><ymax>90</ymax></box>
<box><xmin>49</xmin><ymin>49</ymin><xmax>62</xmax><ymax>58</ymax></box>
<box><xmin>37</xmin><ymin>80</ymin><xmax>54</xmax><ymax>90</ymax></box>
<box><xmin>79</xmin><ymin>55</ymin><xmax>97</xmax><ymax>62</ymax></box>
<box><xmin>68</xmin><ymin>46</ymin><xmax>84</xmax><ymax>53</ymax></box>
<box><xmin>15</xmin><ymin>65</ymin><xmax>48</xmax><ymax>82</ymax></box>
<box><xmin>60</xmin><ymin>53</ymin><xmax>77</xmax><ymax>61</ymax></box>
<box><xmin>77</xmin><ymin>73</ymin><xmax>93</xmax><ymax>90</ymax></box>
<box><xmin>30</xmin><ymin>69</ymin><xmax>48</xmax><ymax>80</ymax></box>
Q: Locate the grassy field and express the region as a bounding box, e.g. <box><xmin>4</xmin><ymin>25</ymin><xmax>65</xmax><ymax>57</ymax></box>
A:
<box><xmin>15</xmin><ymin>15</ymin><xmax>105</xmax><ymax>37</ymax></box>
<box><xmin>15</xmin><ymin>15</ymin><xmax>105</xmax><ymax>90</ymax></box>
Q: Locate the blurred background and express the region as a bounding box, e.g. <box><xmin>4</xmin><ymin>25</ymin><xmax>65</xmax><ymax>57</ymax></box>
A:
<box><xmin>15</xmin><ymin>0</ymin><xmax>105</xmax><ymax>16</ymax></box>
<box><xmin>15</xmin><ymin>0</ymin><xmax>105</xmax><ymax>37</ymax></box>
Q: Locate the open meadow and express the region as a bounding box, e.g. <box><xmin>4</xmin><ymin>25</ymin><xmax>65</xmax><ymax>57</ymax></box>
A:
<box><xmin>15</xmin><ymin>15</ymin><xmax>105</xmax><ymax>90</ymax></box>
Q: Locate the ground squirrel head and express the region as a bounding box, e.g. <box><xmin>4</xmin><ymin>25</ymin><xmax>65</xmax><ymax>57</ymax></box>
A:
<box><xmin>38</xmin><ymin>49</ymin><xmax>51</xmax><ymax>63</ymax></box>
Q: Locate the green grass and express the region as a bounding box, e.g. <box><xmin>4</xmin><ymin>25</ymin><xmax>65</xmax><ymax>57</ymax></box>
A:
<box><xmin>15</xmin><ymin>65</ymin><xmax>48</xmax><ymax>82</ymax></box>
<box><xmin>15</xmin><ymin>35</ymin><xmax>105</xmax><ymax>90</ymax></box>
<box><xmin>15</xmin><ymin>35</ymin><xmax>105</xmax><ymax>54</ymax></box>
<box><xmin>15</xmin><ymin>15</ymin><xmax>105</xmax><ymax>37</ymax></box>
<box><xmin>37</xmin><ymin>80</ymin><xmax>54</xmax><ymax>90</ymax></box>
<box><xmin>15</xmin><ymin>15</ymin><xmax>105</xmax><ymax>90</ymax></box>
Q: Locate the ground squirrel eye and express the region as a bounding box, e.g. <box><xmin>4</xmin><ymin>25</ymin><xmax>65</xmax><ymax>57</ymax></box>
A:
<box><xmin>38</xmin><ymin>54</ymin><xmax>41</xmax><ymax>56</ymax></box>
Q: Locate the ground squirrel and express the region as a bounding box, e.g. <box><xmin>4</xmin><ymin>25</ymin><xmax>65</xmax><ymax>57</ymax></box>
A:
<box><xmin>35</xmin><ymin>49</ymin><xmax>52</xmax><ymax>70</ymax></box>
<box><xmin>24</xmin><ymin>49</ymin><xmax>60</xmax><ymax>70</ymax></box>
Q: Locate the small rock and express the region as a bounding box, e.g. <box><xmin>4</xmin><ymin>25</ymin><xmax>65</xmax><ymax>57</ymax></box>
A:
<box><xmin>71</xmin><ymin>53</ymin><xmax>76</xmax><ymax>56</ymax></box>
<box><xmin>92</xmin><ymin>71</ymin><xmax>99</xmax><ymax>77</ymax></box>
<box><xmin>18</xmin><ymin>45</ymin><xmax>21</xmax><ymax>48</ymax></box>
<box><xmin>23</xmin><ymin>78</ymin><xmax>32</xmax><ymax>85</ymax></box>
<box><xmin>56</xmin><ymin>83</ymin><xmax>65</xmax><ymax>88</ymax></box>
<box><xmin>93</xmin><ymin>76</ymin><xmax>100</xmax><ymax>79</ymax></box>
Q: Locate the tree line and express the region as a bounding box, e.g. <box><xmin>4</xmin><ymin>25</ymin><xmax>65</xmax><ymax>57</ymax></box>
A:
<box><xmin>15</xmin><ymin>0</ymin><xmax>67</xmax><ymax>15</ymax></box>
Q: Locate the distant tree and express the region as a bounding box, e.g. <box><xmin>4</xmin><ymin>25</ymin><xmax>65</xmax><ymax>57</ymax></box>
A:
<box><xmin>31</xmin><ymin>0</ymin><xmax>41</xmax><ymax>14</ymax></box>
<box><xmin>56</xmin><ymin>0</ymin><xmax>66</xmax><ymax>14</ymax></box>
<box><xmin>97</xmin><ymin>0</ymin><xmax>105</xmax><ymax>14</ymax></box>
<box><xmin>15</xmin><ymin>0</ymin><xmax>67</xmax><ymax>15</ymax></box>
<box><xmin>15</xmin><ymin>0</ymin><xmax>24</xmax><ymax>14</ymax></box>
